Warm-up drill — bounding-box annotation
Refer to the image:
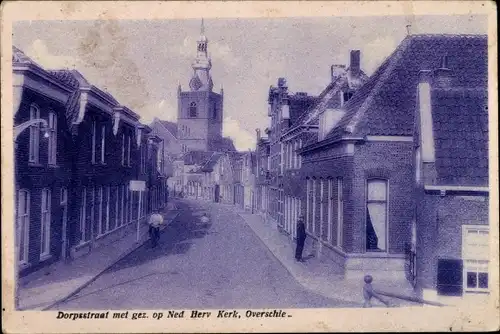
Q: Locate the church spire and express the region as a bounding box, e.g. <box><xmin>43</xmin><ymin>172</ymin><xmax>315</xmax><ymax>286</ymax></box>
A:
<box><xmin>190</xmin><ymin>18</ymin><xmax>213</xmax><ymax>92</ymax></box>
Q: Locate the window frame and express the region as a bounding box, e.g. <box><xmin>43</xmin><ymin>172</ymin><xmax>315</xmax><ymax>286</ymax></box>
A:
<box><xmin>48</xmin><ymin>111</ymin><xmax>57</xmax><ymax>165</ymax></box>
<box><xmin>40</xmin><ymin>188</ymin><xmax>51</xmax><ymax>258</ymax></box>
<box><xmin>29</xmin><ymin>104</ymin><xmax>41</xmax><ymax>163</ymax></box>
<box><xmin>17</xmin><ymin>189</ymin><xmax>30</xmax><ymax>265</ymax></box>
<box><xmin>189</xmin><ymin>102</ymin><xmax>198</xmax><ymax>118</ymax></box>
<box><xmin>91</xmin><ymin>120</ymin><xmax>97</xmax><ymax>164</ymax></box>
<box><xmin>337</xmin><ymin>177</ymin><xmax>344</xmax><ymax>249</ymax></box>
<box><xmin>365</xmin><ymin>178</ymin><xmax>389</xmax><ymax>253</ymax></box>
<box><xmin>79</xmin><ymin>187</ymin><xmax>87</xmax><ymax>243</ymax></box>
<box><xmin>462</xmin><ymin>225</ymin><xmax>489</xmax><ymax>293</ymax></box>
<box><xmin>100</xmin><ymin>124</ymin><xmax>106</xmax><ymax>164</ymax></box>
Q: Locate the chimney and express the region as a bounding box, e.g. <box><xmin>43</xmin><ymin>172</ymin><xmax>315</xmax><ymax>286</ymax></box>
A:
<box><xmin>331</xmin><ymin>64</ymin><xmax>346</xmax><ymax>82</ymax></box>
<box><xmin>418</xmin><ymin>70</ymin><xmax>436</xmax><ymax>163</ymax></box>
<box><xmin>434</xmin><ymin>55</ymin><xmax>452</xmax><ymax>88</ymax></box>
<box><xmin>350</xmin><ymin>50</ymin><xmax>361</xmax><ymax>76</ymax></box>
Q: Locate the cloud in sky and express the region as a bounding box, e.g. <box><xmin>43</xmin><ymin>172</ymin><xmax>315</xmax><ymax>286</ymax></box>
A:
<box><xmin>28</xmin><ymin>39</ymin><xmax>79</xmax><ymax>69</ymax></box>
<box><xmin>14</xmin><ymin>16</ymin><xmax>486</xmax><ymax>151</ymax></box>
<box><xmin>223</xmin><ymin>117</ymin><xmax>255</xmax><ymax>151</ymax></box>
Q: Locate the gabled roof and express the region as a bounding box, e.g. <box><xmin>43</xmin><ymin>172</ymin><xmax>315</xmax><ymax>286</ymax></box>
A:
<box><xmin>430</xmin><ymin>87</ymin><xmax>488</xmax><ymax>186</ymax></box>
<box><xmin>289</xmin><ymin>66</ymin><xmax>369</xmax><ymax>131</ymax></box>
<box><xmin>183</xmin><ymin>150</ymin><xmax>214</xmax><ymax>166</ymax></box>
<box><xmin>158</xmin><ymin>120</ymin><xmax>178</xmax><ymax>138</ymax></box>
<box><xmin>324</xmin><ymin>34</ymin><xmax>488</xmax><ymax>142</ymax></box>
<box><xmin>288</xmin><ymin>94</ymin><xmax>320</xmax><ymax>128</ymax></box>
<box><xmin>201</xmin><ymin>152</ymin><xmax>225</xmax><ymax>172</ymax></box>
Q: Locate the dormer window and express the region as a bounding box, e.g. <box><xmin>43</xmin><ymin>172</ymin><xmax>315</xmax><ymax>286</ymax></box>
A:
<box><xmin>189</xmin><ymin>102</ymin><xmax>197</xmax><ymax>118</ymax></box>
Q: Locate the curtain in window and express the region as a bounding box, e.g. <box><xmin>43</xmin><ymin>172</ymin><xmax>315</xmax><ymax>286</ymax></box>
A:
<box><xmin>366</xmin><ymin>180</ymin><xmax>387</xmax><ymax>251</ymax></box>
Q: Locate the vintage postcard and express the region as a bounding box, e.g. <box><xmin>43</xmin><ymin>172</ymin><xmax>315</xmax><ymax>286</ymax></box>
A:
<box><xmin>1</xmin><ymin>1</ymin><xmax>498</xmax><ymax>333</ymax></box>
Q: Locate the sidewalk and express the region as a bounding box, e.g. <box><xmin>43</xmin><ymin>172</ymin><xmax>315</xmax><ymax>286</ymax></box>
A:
<box><xmin>18</xmin><ymin>201</ymin><xmax>180</xmax><ymax>311</ymax></box>
<box><xmin>218</xmin><ymin>203</ymin><xmax>422</xmax><ymax>307</ymax></box>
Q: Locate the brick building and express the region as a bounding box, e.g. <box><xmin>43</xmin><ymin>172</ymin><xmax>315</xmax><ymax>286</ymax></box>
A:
<box><xmin>13</xmin><ymin>47</ymin><xmax>75</xmax><ymax>274</ymax></box>
<box><xmin>13</xmin><ymin>47</ymin><xmax>168</xmax><ymax>277</ymax></box>
<box><xmin>254</xmin><ymin>129</ymin><xmax>270</xmax><ymax>215</ymax></box>
<box><xmin>281</xmin><ymin>51</ymin><xmax>368</xmax><ymax>240</ymax></box>
<box><xmin>299</xmin><ymin>34</ymin><xmax>488</xmax><ymax>282</ymax></box>
<box><xmin>265</xmin><ymin>78</ymin><xmax>318</xmax><ymax>229</ymax></box>
<box><xmin>412</xmin><ymin>44</ymin><xmax>489</xmax><ymax>304</ymax></box>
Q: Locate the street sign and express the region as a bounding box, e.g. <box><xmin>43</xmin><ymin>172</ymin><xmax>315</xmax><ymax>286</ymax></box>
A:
<box><xmin>129</xmin><ymin>180</ymin><xmax>146</xmax><ymax>191</ymax></box>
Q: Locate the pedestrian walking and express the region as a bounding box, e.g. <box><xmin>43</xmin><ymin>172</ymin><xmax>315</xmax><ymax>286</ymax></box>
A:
<box><xmin>295</xmin><ymin>215</ymin><xmax>306</xmax><ymax>262</ymax></box>
<box><xmin>362</xmin><ymin>274</ymin><xmax>391</xmax><ymax>307</ymax></box>
<box><xmin>148</xmin><ymin>211</ymin><xmax>164</xmax><ymax>248</ymax></box>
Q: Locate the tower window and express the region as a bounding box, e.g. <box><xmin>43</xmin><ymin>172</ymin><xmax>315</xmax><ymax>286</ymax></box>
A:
<box><xmin>189</xmin><ymin>102</ymin><xmax>197</xmax><ymax>118</ymax></box>
<box><xmin>212</xmin><ymin>104</ymin><xmax>217</xmax><ymax>119</ymax></box>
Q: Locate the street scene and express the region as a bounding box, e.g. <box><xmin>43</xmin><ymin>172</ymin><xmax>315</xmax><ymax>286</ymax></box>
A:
<box><xmin>52</xmin><ymin>199</ymin><xmax>356</xmax><ymax>310</ymax></box>
<box><xmin>11</xmin><ymin>13</ymin><xmax>490</xmax><ymax>312</ymax></box>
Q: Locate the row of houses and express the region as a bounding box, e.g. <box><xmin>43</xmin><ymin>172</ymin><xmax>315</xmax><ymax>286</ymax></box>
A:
<box><xmin>253</xmin><ymin>34</ymin><xmax>489</xmax><ymax>304</ymax></box>
<box><xmin>13</xmin><ymin>47</ymin><xmax>171</xmax><ymax>277</ymax></box>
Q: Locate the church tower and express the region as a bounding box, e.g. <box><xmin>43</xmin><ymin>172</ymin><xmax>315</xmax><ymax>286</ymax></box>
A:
<box><xmin>177</xmin><ymin>19</ymin><xmax>223</xmax><ymax>153</ymax></box>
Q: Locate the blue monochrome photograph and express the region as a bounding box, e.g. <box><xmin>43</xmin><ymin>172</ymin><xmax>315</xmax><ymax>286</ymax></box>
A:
<box><xmin>11</xmin><ymin>14</ymin><xmax>491</xmax><ymax>312</ymax></box>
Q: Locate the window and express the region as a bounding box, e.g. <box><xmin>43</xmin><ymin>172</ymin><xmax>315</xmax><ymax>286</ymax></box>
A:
<box><xmin>127</xmin><ymin>136</ymin><xmax>131</xmax><ymax>167</ymax></box>
<box><xmin>189</xmin><ymin>102</ymin><xmax>197</xmax><ymax>117</ymax></box>
<box><xmin>17</xmin><ymin>190</ymin><xmax>30</xmax><ymax>264</ymax></box>
<box><xmin>79</xmin><ymin>187</ymin><xmax>87</xmax><ymax>243</ymax></box>
<box><xmin>306</xmin><ymin>179</ymin><xmax>311</xmax><ymax>232</ymax></box>
<box><xmin>29</xmin><ymin>104</ymin><xmax>40</xmax><ymax>163</ymax></box>
<box><xmin>327</xmin><ymin>179</ymin><xmax>333</xmax><ymax>244</ymax></box>
<box><xmin>312</xmin><ymin>179</ymin><xmax>317</xmax><ymax>236</ymax></box>
<box><xmin>366</xmin><ymin>179</ymin><xmax>388</xmax><ymax>252</ymax></box>
<box><xmin>48</xmin><ymin>112</ymin><xmax>57</xmax><ymax>165</ymax></box>
<box><xmin>320</xmin><ymin>179</ymin><xmax>325</xmax><ymax>240</ymax></box>
<box><xmin>212</xmin><ymin>104</ymin><xmax>217</xmax><ymax>119</ymax></box>
<box><xmin>337</xmin><ymin>177</ymin><xmax>344</xmax><ymax>248</ymax></box>
<box><xmin>100</xmin><ymin>125</ymin><xmax>106</xmax><ymax>164</ymax></box>
<box><xmin>105</xmin><ymin>186</ymin><xmax>110</xmax><ymax>233</ymax></box>
<box><xmin>298</xmin><ymin>140</ymin><xmax>302</xmax><ymax>168</ymax></box>
<box><xmin>463</xmin><ymin>226</ymin><xmax>489</xmax><ymax>293</ymax></box>
<box><xmin>92</xmin><ymin>120</ymin><xmax>97</xmax><ymax>164</ymax></box>
<box><xmin>121</xmin><ymin>185</ymin><xmax>125</xmax><ymax>226</ymax></box>
<box><xmin>115</xmin><ymin>186</ymin><xmax>120</xmax><ymax>228</ymax></box>
<box><xmin>343</xmin><ymin>92</ymin><xmax>354</xmax><ymax>104</ymax></box>
<box><xmin>89</xmin><ymin>187</ymin><xmax>95</xmax><ymax>241</ymax></box>
<box><xmin>121</xmin><ymin>134</ymin><xmax>125</xmax><ymax>166</ymax></box>
<box><xmin>97</xmin><ymin>187</ymin><xmax>103</xmax><ymax>235</ymax></box>
<box><xmin>40</xmin><ymin>188</ymin><xmax>51</xmax><ymax>258</ymax></box>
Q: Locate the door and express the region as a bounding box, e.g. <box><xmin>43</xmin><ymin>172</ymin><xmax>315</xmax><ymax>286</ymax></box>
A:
<box><xmin>214</xmin><ymin>185</ymin><xmax>220</xmax><ymax>203</ymax></box>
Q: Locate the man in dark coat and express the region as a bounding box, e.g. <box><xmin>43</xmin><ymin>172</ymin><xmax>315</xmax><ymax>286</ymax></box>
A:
<box><xmin>295</xmin><ymin>215</ymin><xmax>306</xmax><ymax>262</ymax></box>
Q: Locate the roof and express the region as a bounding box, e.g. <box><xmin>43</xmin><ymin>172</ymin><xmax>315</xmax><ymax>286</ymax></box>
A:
<box><xmin>183</xmin><ymin>150</ymin><xmax>214</xmax><ymax>165</ymax></box>
<box><xmin>209</xmin><ymin>137</ymin><xmax>236</xmax><ymax>152</ymax></box>
<box><xmin>431</xmin><ymin>87</ymin><xmax>488</xmax><ymax>186</ymax></box>
<box><xmin>325</xmin><ymin>34</ymin><xmax>488</xmax><ymax>142</ymax></box>
<box><xmin>288</xmin><ymin>94</ymin><xmax>320</xmax><ymax>128</ymax></box>
<box><xmin>201</xmin><ymin>152</ymin><xmax>225</xmax><ymax>172</ymax></box>
<box><xmin>158</xmin><ymin>120</ymin><xmax>178</xmax><ymax>138</ymax></box>
<box><xmin>290</xmin><ymin>67</ymin><xmax>369</xmax><ymax>130</ymax></box>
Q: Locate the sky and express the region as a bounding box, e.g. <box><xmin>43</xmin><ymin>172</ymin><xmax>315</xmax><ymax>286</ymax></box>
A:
<box><xmin>13</xmin><ymin>15</ymin><xmax>486</xmax><ymax>150</ymax></box>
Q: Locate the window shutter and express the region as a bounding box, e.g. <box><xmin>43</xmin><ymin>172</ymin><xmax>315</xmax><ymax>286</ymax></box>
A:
<box><xmin>437</xmin><ymin>258</ymin><xmax>463</xmax><ymax>296</ymax></box>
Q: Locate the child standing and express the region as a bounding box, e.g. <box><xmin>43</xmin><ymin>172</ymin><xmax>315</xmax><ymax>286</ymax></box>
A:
<box><xmin>363</xmin><ymin>275</ymin><xmax>391</xmax><ymax>308</ymax></box>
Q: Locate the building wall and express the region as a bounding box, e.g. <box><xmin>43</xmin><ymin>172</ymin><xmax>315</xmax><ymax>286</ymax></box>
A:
<box><xmin>178</xmin><ymin>91</ymin><xmax>223</xmax><ymax>152</ymax></box>
<box><xmin>416</xmin><ymin>192</ymin><xmax>489</xmax><ymax>296</ymax></box>
<box><xmin>352</xmin><ymin>140</ymin><xmax>414</xmax><ymax>254</ymax></box>
<box><xmin>15</xmin><ymin>88</ymin><xmax>73</xmax><ymax>275</ymax></box>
